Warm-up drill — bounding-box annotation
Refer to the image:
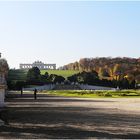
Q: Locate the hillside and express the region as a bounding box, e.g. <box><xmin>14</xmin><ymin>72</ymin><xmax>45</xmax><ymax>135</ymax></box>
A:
<box><xmin>8</xmin><ymin>69</ymin><xmax>79</xmax><ymax>81</ymax></box>
<box><xmin>41</xmin><ymin>70</ymin><xmax>79</xmax><ymax>78</ymax></box>
<box><xmin>62</xmin><ymin>57</ymin><xmax>140</xmax><ymax>82</ymax></box>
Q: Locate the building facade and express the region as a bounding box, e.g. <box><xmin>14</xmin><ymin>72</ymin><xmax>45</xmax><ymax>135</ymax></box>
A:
<box><xmin>20</xmin><ymin>61</ymin><xmax>56</xmax><ymax>70</ymax></box>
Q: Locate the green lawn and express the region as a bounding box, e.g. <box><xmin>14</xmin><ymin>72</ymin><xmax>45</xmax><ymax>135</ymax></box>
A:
<box><xmin>43</xmin><ymin>90</ymin><xmax>140</xmax><ymax>98</ymax></box>
<box><xmin>41</xmin><ymin>70</ymin><xmax>79</xmax><ymax>78</ymax></box>
<box><xmin>8</xmin><ymin>69</ymin><xmax>79</xmax><ymax>81</ymax></box>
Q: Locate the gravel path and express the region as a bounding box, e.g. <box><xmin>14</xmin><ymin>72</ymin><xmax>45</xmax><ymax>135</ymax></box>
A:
<box><xmin>0</xmin><ymin>92</ymin><xmax>140</xmax><ymax>139</ymax></box>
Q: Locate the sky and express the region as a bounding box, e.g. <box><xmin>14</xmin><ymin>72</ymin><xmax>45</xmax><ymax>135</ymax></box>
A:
<box><xmin>0</xmin><ymin>1</ymin><xmax>140</xmax><ymax>69</ymax></box>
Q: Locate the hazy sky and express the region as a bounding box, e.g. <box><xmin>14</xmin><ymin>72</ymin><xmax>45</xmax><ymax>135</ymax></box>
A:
<box><xmin>0</xmin><ymin>1</ymin><xmax>140</xmax><ymax>69</ymax></box>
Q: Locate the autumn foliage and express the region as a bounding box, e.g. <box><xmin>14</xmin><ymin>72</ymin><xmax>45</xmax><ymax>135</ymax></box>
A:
<box><xmin>62</xmin><ymin>57</ymin><xmax>140</xmax><ymax>83</ymax></box>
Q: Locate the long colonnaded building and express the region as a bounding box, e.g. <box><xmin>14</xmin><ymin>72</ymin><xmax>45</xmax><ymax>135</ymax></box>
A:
<box><xmin>20</xmin><ymin>61</ymin><xmax>56</xmax><ymax>70</ymax></box>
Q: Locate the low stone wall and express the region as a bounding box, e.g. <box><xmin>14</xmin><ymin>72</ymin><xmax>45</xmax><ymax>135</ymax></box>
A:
<box><xmin>23</xmin><ymin>84</ymin><xmax>115</xmax><ymax>91</ymax></box>
<box><xmin>53</xmin><ymin>84</ymin><xmax>81</xmax><ymax>90</ymax></box>
<box><xmin>23</xmin><ymin>84</ymin><xmax>55</xmax><ymax>91</ymax></box>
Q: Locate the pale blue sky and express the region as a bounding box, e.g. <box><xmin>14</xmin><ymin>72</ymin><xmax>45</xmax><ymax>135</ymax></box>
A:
<box><xmin>0</xmin><ymin>1</ymin><xmax>140</xmax><ymax>68</ymax></box>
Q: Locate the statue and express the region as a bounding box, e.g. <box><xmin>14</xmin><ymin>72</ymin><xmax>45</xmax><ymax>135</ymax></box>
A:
<box><xmin>0</xmin><ymin>57</ymin><xmax>9</xmax><ymax>107</ymax></box>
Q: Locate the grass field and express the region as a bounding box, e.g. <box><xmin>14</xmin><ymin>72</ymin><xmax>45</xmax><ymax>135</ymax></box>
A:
<box><xmin>41</xmin><ymin>70</ymin><xmax>79</xmax><ymax>78</ymax></box>
<box><xmin>8</xmin><ymin>69</ymin><xmax>79</xmax><ymax>81</ymax></box>
<box><xmin>43</xmin><ymin>90</ymin><xmax>140</xmax><ymax>98</ymax></box>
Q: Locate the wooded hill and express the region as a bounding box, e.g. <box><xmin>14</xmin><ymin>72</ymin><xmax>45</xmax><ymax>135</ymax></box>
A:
<box><xmin>61</xmin><ymin>57</ymin><xmax>140</xmax><ymax>83</ymax></box>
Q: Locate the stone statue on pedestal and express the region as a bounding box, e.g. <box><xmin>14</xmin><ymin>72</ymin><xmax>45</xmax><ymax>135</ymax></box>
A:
<box><xmin>0</xmin><ymin>56</ymin><xmax>9</xmax><ymax>107</ymax></box>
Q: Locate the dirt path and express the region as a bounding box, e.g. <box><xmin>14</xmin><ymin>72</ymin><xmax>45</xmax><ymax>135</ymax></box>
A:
<box><xmin>0</xmin><ymin>92</ymin><xmax>140</xmax><ymax>139</ymax></box>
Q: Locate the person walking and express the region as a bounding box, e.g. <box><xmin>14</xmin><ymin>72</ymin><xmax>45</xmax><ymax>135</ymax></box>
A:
<box><xmin>21</xmin><ymin>88</ymin><xmax>23</xmax><ymax>96</ymax></box>
<box><xmin>34</xmin><ymin>88</ymin><xmax>37</xmax><ymax>100</ymax></box>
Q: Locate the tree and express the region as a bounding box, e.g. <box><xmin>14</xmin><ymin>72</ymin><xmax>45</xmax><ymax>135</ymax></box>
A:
<box><xmin>15</xmin><ymin>81</ymin><xmax>26</xmax><ymax>90</ymax></box>
<box><xmin>136</xmin><ymin>75</ymin><xmax>140</xmax><ymax>83</ymax></box>
<box><xmin>26</xmin><ymin>67</ymin><xmax>41</xmax><ymax>84</ymax></box>
<box><xmin>129</xmin><ymin>80</ymin><xmax>136</xmax><ymax>89</ymax></box>
<box><xmin>48</xmin><ymin>74</ymin><xmax>57</xmax><ymax>83</ymax></box>
<box><xmin>113</xmin><ymin>64</ymin><xmax>123</xmax><ymax>80</ymax></box>
<box><xmin>79</xmin><ymin>58</ymin><xmax>90</xmax><ymax>71</ymax></box>
<box><xmin>121</xmin><ymin>78</ymin><xmax>129</xmax><ymax>89</ymax></box>
<box><xmin>67</xmin><ymin>75</ymin><xmax>77</xmax><ymax>83</ymax></box>
<box><xmin>98</xmin><ymin>67</ymin><xmax>109</xmax><ymax>77</ymax></box>
<box><xmin>62</xmin><ymin>57</ymin><xmax>140</xmax><ymax>82</ymax></box>
<box><xmin>49</xmin><ymin>74</ymin><xmax>65</xmax><ymax>83</ymax></box>
<box><xmin>44</xmin><ymin>72</ymin><xmax>49</xmax><ymax>79</ymax></box>
<box><xmin>68</xmin><ymin>71</ymin><xmax>99</xmax><ymax>85</ymax></box>
<box><xmin>7</xmin><ymin>80</ymin><xmax>16</xmax><ymax>90</ymax></box>
<box><xmin>54</xmin><ymin>76</ymin><xmax>65</xmax><ymax>83</ymax></box>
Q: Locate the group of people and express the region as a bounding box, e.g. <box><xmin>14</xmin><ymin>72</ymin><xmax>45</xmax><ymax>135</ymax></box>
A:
<box><xmin>21</xmin><ymin>88</ymin><xmax>38</xmax><ymax>100</ymax></box>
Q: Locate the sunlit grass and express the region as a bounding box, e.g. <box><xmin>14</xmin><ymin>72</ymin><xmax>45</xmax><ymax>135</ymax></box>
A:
<box><xmin>42</xmin><ymin>90</ymin><xmax>140</xmax><ymax>98</ymax></box>
<box><xmin>8</xmin><ymin>69</ymin><xmax>79</xmax><ymax>81</ymax></box>
<box><xmin>41</xmin><ymin>70</ymin><xmax>79</xmax><ymax>78</ymax></box>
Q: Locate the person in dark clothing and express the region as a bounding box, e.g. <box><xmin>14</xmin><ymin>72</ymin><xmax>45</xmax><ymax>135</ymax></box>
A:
<box><xmin>34</xmin><ymin>88</ymin><xmax>37</xmax><ymax>100</ymax></box>
<box><xmin>21</xmin><ymin>88</ymin><xmax>23</xmax><ymax>96</ymax></box>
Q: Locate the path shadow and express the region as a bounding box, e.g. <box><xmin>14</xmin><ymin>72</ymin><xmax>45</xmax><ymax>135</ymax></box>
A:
<box><xmin>6</xmin><ymin>93</ymin><xmax>115</xmax><ymax>103</ymax></box>
<box><xmin>2</xmin><ymin>92</ymin><xmax>140</xmax><ymax>139</ymax></box>
<box><xmin>0</xmin><ymin>106</ymin><xmax>140</xmax><ymax>139</ymax></box>
<box><xmin>0</xmin><ymin>124</ymin><xmax>140</xmax><ymax>139</ymax></box>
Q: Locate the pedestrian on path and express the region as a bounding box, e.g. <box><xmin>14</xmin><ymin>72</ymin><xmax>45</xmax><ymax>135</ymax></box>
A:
<box><xmin>34</xmin><ymin>88</ymin><xmax>37</xmax><ymax>100</ymax></box>
<box><xmin>21</xmin><ymin>88</ymin><xmax>23</xmax><ymax>96</ymax></box>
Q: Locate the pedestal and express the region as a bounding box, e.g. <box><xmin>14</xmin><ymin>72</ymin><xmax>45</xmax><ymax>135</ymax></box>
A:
<box><xmin>0</xmin><ymin>85</ymin><xmax>6</xmax><ymax>107</ymax></box>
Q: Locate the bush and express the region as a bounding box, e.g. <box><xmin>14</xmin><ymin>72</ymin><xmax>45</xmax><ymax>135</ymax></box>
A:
<box><xmin>7</xmin><ymin>80</ymin><xmax>26</xmax><ymax>90</ymax></box>
<box><xmin>104</xmin><ymin>93</ymin><xmax>112</xmax><ymax>97</ymax></box>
